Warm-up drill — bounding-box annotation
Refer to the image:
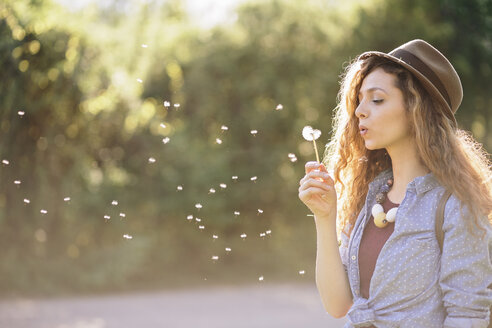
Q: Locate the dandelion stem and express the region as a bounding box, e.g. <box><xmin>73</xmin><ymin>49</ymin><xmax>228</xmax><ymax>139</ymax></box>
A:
<box><xmin>311</xmin><ymin>133</ymin><xmax>320</xmax><ymax>163</ymax></box>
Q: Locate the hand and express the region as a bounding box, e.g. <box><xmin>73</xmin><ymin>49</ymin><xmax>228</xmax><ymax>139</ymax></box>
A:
<box><xmin>298</xmin><ymin>161</ymin><xmax>337</xmax><ymax>221</ymax></box>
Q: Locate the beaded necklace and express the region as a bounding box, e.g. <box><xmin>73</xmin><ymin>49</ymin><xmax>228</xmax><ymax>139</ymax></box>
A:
<box><xmin>371</xmin><ymin>177</ymin><xmax>398</xmax><ymax>228</ymax></box>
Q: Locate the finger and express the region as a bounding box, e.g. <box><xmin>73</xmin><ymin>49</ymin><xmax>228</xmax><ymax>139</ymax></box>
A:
<box><xmin>299</xmin><ymin>187</ymin><xmax>330</xmax><ymax>201</ymax></box>
<box><xmin>305</xmin><ymin>161</ymin><xmax>323</xmax><ymax>174</ymax></box>
<box><xmin>305</xmin><ymin>171</ymin><xmax>334</xmax><ymax>186</ymax></box>
<box><xmin>299</xmin><ymin>179</ymin><xmax>333</xmax><ymax>193</ymax></box>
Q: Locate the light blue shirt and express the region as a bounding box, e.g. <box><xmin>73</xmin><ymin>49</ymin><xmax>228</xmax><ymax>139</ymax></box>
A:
<box><xmin>339</xmin><ymin>168</ymin><xmax>492</xmax><ymax>327</ymax></box>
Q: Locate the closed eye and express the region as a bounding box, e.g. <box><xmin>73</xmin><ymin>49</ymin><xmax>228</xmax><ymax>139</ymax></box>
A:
<box><xmin>373</xmin><ymin>99</ymin><xmax>383</xmax><ymax>104</ymax></box>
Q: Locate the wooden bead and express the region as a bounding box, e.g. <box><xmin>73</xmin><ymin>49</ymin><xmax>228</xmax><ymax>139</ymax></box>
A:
<box><xmin>374</xmin><ymin>212</ymin><xmax>389</xmax><ymax>228</ymax></box>
<box><xmin>386</xmin><ymin>207</ymin><xmax>398</xmax><ymax>223</ymax></box>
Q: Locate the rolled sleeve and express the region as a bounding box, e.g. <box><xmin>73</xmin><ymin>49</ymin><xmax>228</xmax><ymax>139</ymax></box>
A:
<box><xmin>439</xmin><ymin>196</ymin><xmax>492</xmax><ymax>327</ymax></box>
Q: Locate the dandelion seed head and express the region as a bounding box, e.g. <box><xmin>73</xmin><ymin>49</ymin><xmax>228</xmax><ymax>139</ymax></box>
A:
<box><xmin>40</xmin><ymin>209</ymin><xmax>47</xmax><ymax>214</ymax></box>
<box><xmin>164</xmin><ymin>101</ymin><xmax>171</xmax><ymax>107</ymax></box>
<box><xmin>104</xmin><ymin>215</ymin><xmax>110</xmax><ymax>220</ymax></box>
<box><xmin>221</xmin><ymin>125</ymin><xmax>228</xmax><ymax>131</ymax></box>
<box><xmin>234</xmin><ymin>211</ymin><xmax>240</xmax><ymax>216</ymax></box>
<box><xmin>219</xmin><ymin>183</ymin><xmax>227</xmax><ymax>189</ymax></box>
<box><xmin>257</xmin><ymin>209</ymin><xmax>263</xmax><ymax>214</ymax></box>
<box><xmin>177</xmin><ymin>185</ymin><xmax>183</xmax><ymax>191</ymax></box>
<box><xmin>231</xmin><ymin>176</ymin><xmax>238</xmax><ymax>180</ymax></box>
<box><xmin>148</xmin><ymin>157</ymin><xmax>156</xmax><ymax>163</ymax></box>
<box><xmin>195</xmin><ymin>203</ymin><xmax>202</xmax><ymax>209</ymax></box>
<box><xmin>209</xmin><ymin>188</ymin><xmax>216</xmax><ymax>193</ymax></box>
<box><xmin>250</xmin><ymin>130</ymin><xmax>258</xmax><ymax>135</ymax></box>
<box><xmin>2</xmin><ymin>159</ymin><xmax>9</xmax><ymax>165</ymax></box>
<box><xmin>119</xmin><ymin>212</ymin><xmax>126</xmax><ymax>218</ymax></box>
<box><xmin>275</xmin><ymin>104</ymin><xmax>283</xmax><ymax>110</ymax></box>
<box><xmin>162</xmin><ymin>137</ymin><xmax>170</xmax><ymax>144</ymax></box>
<box><xmin>112</xmin><ymin>200</ymin><xmax>118</xmax><ymax>206</ymax></box>
<box><xmin>266</xmin><ymin>230</ymin><xmax>272</xmax><ymax>234</ymax></box>
<box><xmin>240</xmin><ymin>233</ymin><xmax>247</xmax><ymax>239</ymax></box>
<box><xmin>18</xmin><ymin>110</ymin><xmax>25</xmax><ymax>116</ymax></box>
<box><xmin>225</xmin><ymin>247</ymin><xmax>231</xmax><ymax>252</ymax></box>
<box><xmin>215</xmin><ymin>138</ymin><xmax>222</xmax><ymax>144</ymax></box>
<box><xmin>302</xmin><ymin>126</ymin><xmax>321</xmax><ymax>141</ymax></box>
<box><xmin>195</xmin><ymin>217</ymin><xmax>201</xmax><ymax>222</ymax></box>
<box><xmin>198</xmin><ymin>225</ymin><xmax>205</xmax><ymax>230</ymax></box>
<box><xmin>187</xmin><ymin>215</ymin><xmax>193</xmax><ymax>221</ymax></box>
<box><xmin>260</xmin><ymin>233</ymin><xmax>266</xmax><ymax>237</ymax></box>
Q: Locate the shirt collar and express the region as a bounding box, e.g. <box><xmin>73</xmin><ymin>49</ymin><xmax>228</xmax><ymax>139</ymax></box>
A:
<box><xmin>369</xmin><ymin>168</ymin><xmax>441</xmax><ymax>195</ymax></box>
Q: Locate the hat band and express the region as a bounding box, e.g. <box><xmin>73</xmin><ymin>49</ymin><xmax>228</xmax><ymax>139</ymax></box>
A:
<box><xmin>390</xmin><ymin>48</ymin><xmax>452</xmax><ymax>110</ymax></box>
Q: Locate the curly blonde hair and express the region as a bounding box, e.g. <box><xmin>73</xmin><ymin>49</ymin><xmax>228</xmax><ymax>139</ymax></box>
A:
<box><xmin>324</xmin><ymin>56</ymin><xmax>492</xmax><ymax>237</ymax></box>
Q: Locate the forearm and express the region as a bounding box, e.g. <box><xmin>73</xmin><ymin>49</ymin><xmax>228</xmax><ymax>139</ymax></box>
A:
<box><xmin>314</xmin><ymin>214</ymin><xmax>353</xmax><ymax>318</ymax></box>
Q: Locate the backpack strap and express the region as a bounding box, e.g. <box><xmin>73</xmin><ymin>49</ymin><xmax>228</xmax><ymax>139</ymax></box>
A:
<box><xmin>435</xmin><ymin>189</ymin><xmax>453</xmax><ymax>253</ymax></box>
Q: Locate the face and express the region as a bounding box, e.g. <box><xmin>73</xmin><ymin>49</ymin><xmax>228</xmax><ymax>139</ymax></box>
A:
<box><xmin>355</xmin><ymin>67</ymin><xmax>412</xmax><ymax>151</ymax></box>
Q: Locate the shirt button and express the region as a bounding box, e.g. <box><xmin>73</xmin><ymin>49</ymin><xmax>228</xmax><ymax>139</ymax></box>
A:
<box><xmin>351</xmin><ymin>255</ymin><xmax>356</xmax><ymax>261</ymax></box>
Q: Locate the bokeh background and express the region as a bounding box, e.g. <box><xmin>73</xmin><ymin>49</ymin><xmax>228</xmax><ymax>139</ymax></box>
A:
<box><xmin>1</xmin><ymin>0</ymin><xmax>491</xmax><ymax>298</ymax></box>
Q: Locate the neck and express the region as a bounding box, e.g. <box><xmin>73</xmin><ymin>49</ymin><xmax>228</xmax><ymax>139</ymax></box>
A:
<box><xmin>386</xmin><ymin>141</ymin><xmax>430</xmax><ymax>203</ymax></box>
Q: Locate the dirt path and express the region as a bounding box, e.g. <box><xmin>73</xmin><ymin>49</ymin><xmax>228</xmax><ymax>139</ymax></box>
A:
<box><xmin>0</xmin><ymin>283</ymin><xmax>347</xmax><ymax>328</ymax></box>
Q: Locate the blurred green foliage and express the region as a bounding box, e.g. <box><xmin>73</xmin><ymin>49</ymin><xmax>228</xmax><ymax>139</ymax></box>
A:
<box><xmin>0</xmin><ymin>0</ymin><xmax>490</xmax><ymax>296</ymax></box>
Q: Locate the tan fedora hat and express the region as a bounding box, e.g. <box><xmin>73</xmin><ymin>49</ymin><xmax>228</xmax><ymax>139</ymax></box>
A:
<box><xmin>358</xmin><ymin>39</ymin><xmax>462</xmax><ymax>126</ymax></box>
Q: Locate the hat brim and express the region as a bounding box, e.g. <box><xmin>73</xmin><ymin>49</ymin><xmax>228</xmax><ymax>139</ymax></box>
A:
<box><xmin>358</xmin><ymin>51</ymin><xmax>457</xmax><ymax>126</ymax></box>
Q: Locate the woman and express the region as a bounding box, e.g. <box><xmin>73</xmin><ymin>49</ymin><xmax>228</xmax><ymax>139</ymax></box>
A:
<box><xmin>298</xmin><ymin>39</ymin><xmax>492</xmax><ymax>327</ymax></box>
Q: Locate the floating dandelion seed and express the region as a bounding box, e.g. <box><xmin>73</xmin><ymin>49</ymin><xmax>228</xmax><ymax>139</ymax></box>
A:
<box><xmin>162</xmin><ymin>137</ymin><xmax>170</xmax><ymax>144</ymax></box>
<box><xmin>119</xmin><ymin>213</ymin><xmax>126</xmax><ymax>218</ymax></box>
<box><xmin>173</xmin><ymin>103</ymin><xmax>180</xmax><ymax>109</ymax></box>
<box><xmin>260</xmin><ymin>232</ymin><xmax>266</xmax><ymax>237</ymax></box>
<box><xmin>2</xmin><ymin>159</ymin><xmax>9</xmax><ymax>165</ymax></box>
<box><xmin>104</xmin><ymin>215</ymin><xmax>110</xmax><ymax>220</ymax></box>
<box><xmin>225</xmin><ymin>247</ymin><xmax>231</xmax><ymax>252</ymax></box>
<box><xmin>209</xmin><ymin>188</ymin><xmax>216</xmax><ymax>194</ymax></box>
<box><xmin>302</xmin><ymin>126</ymin><xmax>322</xmax><ymax>163</ymax></box>
<box><xmin>164</xmin><ymin>101</ymin><xmax>170</xmax><ymax>107</ymax></box>
<box><xmin>221</xmin><ymin>125</ymin><xmax>228</xmax><ymax>131</ymax></box>
<box><xmin>111</xmin><ymin>200</ymin><xmax>118</xmax><ymax>206</ymax></box>
<box><xmin>198</xmin><ymin>225</ymin><xmax>205</xmax><ymax>230</ymax></box>
<box><xmin>160</xmin><ymin>123</ymin><xmax>166</xmax><ymax>128</ymax></box>
<box><xmin>259</xmin><ymin>276</ymin><xmax>264</xmax><ymax>281</ymax></box>
<box><xmin>18</xmin><ymin>110</ymin><xmax>25</xmax><ymax>116</ymax></box>
<box><xmin>23</xmin><ymin>199</ymin><xmax>30</xmax><ymax>204</ymax></box>
<box><xmin>212</xmin><ymin>235</ymin><xmax>218</xmax><ymax>239</ymax></box>
<box><xmin>141</xmin><ymin>44</ymin><xmax>148</xmax><ymax>48</ymax></box>
<box><xmin>234</xmin><ymin>211</ymin><xmax>240</xmax><ymax>216</ymax></box>
<box><xmin>14</xmin><ymin>180</ymin><xmax>21</xmax><ymax>185</ymax></box>
<box><xmin>306</xmin><ymin>214</ymin><xmax>315</xmax><ymax>217</ymax></box>
<box><xmin>177</xmin><ymin>185</ymin><xmax>183</xmax><ymax>191</ymax></box>
<box><xmin>195</xmin><ymin>203</ymin><xmax>203</xmax><ymax>210</ymax></box>
<box><xmin>215</xmin><ymin>138</ymin><xmax>222</xmax><ymax>144</ymax></box>
<box><xmin>40</xmin><ymin>209</ymin><xmax>47</xmax><ymax>214</ymax></box>
<box><xmin>257</xmin><ymin>209</ymin><xmax>263</xmax><ymax>214</ymax></box>
<box><xmin>123</xmin><ymin>234</ymin><xmax>133</xmax><ymax>239</ymax></box>
<box><xmin>275</xmin><ymin>104</ymin><xmax>283</xmax><ymax>111</ymax></box>
<box><xmin>187</xmin><ymin>215</ymin><xmax>193</xmax><ymax>221</ymax></box>
<box><xmin>219</xmin><ymin>183</ymin><xmax>227</xmax><ymax>189</ymax></box>
<box><xmin>148</xmin><ymin>157</ymin><xmax>156</xmax><ymax>163</ymax></box>
<box><xmin>266</xmin><ymin>230</ymin><xmax>272</xmax><ymax>235</ymax></box>
<box><xmin>250</xmin><ymin>130</ymin><xmax>258</xmax><ymax>136</ymax></box>
<box><xmin>240</xmin><ymin>233</ymin><xmax>247</xmax><ymax>239</ymax></box>
<box><xmin>299</xmin><ymin>270</ymin><xmax>305</xmax><ymax>275</ymax></box>
<box><xmin>63</xmin><ymin>197</ymin><xmax>70</xmax><ymax>202</ymax></box>
<box><xmin>136</xmin><ymin>78</ymin><xmax>143</xmax><ymax>83</ymax></box>
<box><xmin>211</xmin><ymin>255</ymin><xmax>219</xmax><ymax>261</ymax></box>
<box><xmin>288</xmin><ymin>153</ymin><xmax>298</xmax><ymax>162</ymax></box>
<box><xmin>195</xmin><ymin>218</ymin><xmax>201</xmax><ymax>222</ymax></box>
<box><xmin>250</xmin><ymin>176</ymin><xmax>257</xmax><ymax>182</ymax></box>
<box><xmin>232</xmin><ymin>176</ymin><xmax>238</xmax><ymax>181</ymax></box>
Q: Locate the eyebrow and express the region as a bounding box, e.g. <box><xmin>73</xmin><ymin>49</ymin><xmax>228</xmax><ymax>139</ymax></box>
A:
<box><xmin>358</xmin><ymin>87</ymin><xmax>388</xmax><ymax>97</ymax></box>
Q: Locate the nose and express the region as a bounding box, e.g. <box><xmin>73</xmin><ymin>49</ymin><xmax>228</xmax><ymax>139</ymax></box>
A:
<box><xmin>355</xmin><ymin>101</ymin><xmax>368</xmax><ymax>119</ymax></box>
